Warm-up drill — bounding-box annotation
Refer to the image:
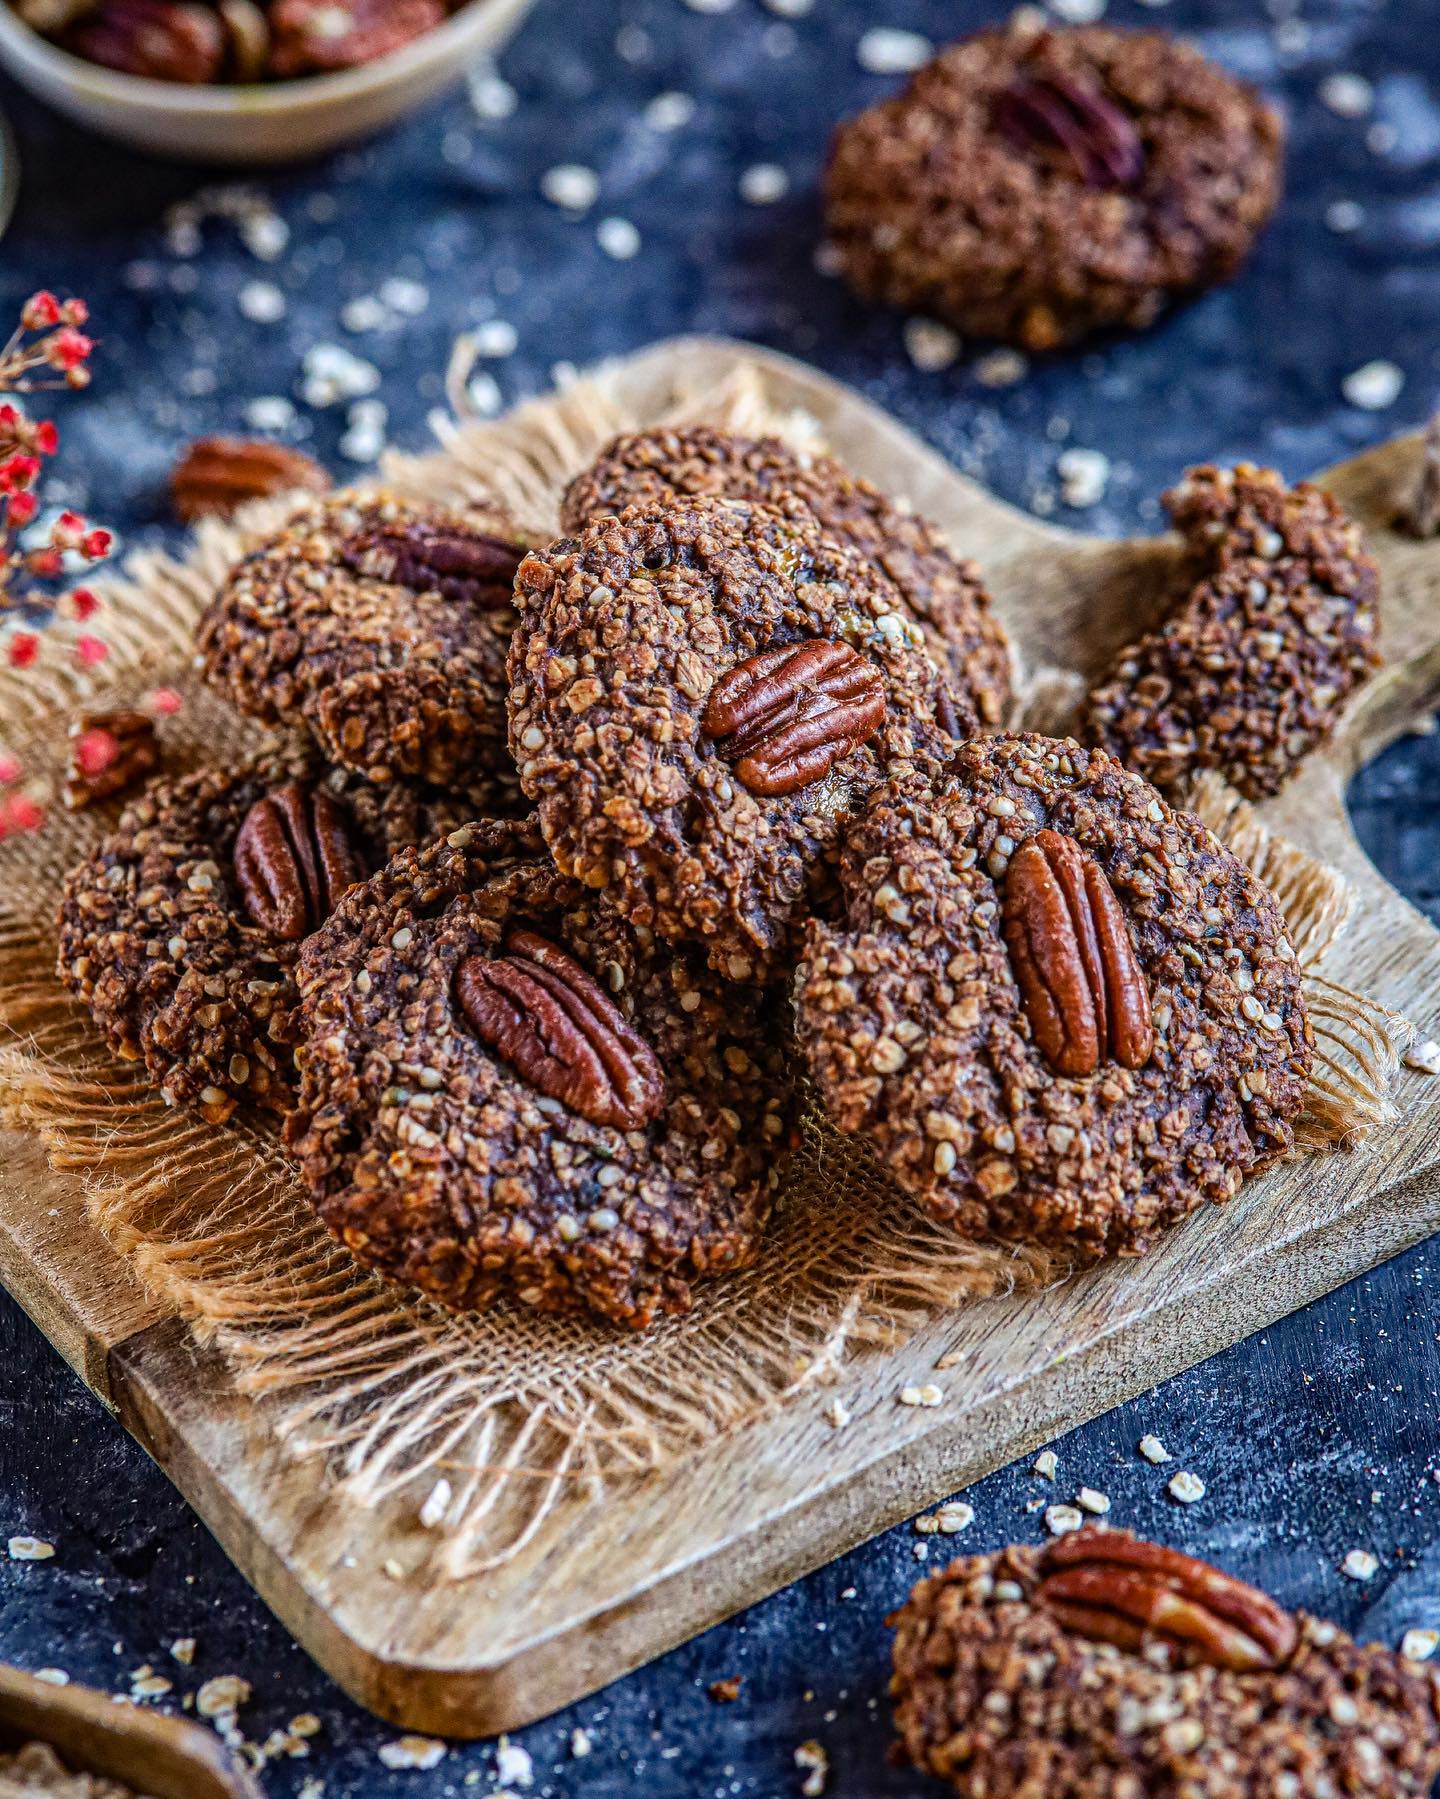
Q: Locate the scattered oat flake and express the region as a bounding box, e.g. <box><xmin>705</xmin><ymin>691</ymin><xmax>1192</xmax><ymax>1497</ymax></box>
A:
<box><xmin>1033</xmin><ymin>1450</ymin><xmax>1058</xmax><ymax>1480</ymax></box>
<box><xmin>33</xmin><ymin>1669</ymin><xmax>68</xmax><ymax>1685</ymax></box>
<box><xmin>8</xmin><ymin>1537</ymin><xmax>54</xmax><ymax>1561</ymax></box>
<box><xmin>570</xmin><ymin>1727</ymin><xmax>592</xmax><ymax>1757</ymax></box>
<box><xmin>378</xmin><ymin>1736</ymin><xmax>446</xmax><ymax>1771</ymax></box>
<box><xmin>245</xmin><ymin>395</ymin><xmax>297</xmax><ymax>432</ymax></box>
<box><xmin>597</xmin><ymin>216</ymin><xmax>642</xmax><ymax>260</ymax></box>
<box><xmin>1343</xmin><ymin>1548</ymin><xmax>1379</xmax><ymax>1581</ymax></box>
<box><xmin>419</xmin><ymin>1478</ymin><xmax>452</xmax><ymax>1530</ymax></box>
<box><xmin>764</xmin><ymin>0</ymin><xmax>813</xmax><ymax>14</ymax></box>
<box><xmin>916</xmin><ymin>1501</ymin><xmax>974</xmax><ymax>1535</ymax></box>
<box><xmin>824</xmin><ymin>1398</ymin><xmax>850</xmax><ymax>1429</ymax></box>
<box><xmin>1138</xmin><ymin>1434</ymin><xmax>1171</xmax><ymax>1463</ymax></box>
<box><xmin>1048</xmin><ymin>0</ymin><xmax>1106</xmax><ymax>20</ymax></box>
<box><xmin>899</xmin><ymin>1383</ymin><xmax>944</xmax><ymax>1408</ymax></box>
<box><xmin>974</xmin><ymin>347</ymin><xmax>1029</xmax><ymax>388</ymax></box>
<box><xmin>1342</xmin><ymin>360</ymin><xmax>1404</xmax><ymax>410</ymax></box>
<box><xmin>857</xmin><ymin>27</ymin><xmax>932</xmax><ymax>74</ymax></box>
<box><xmin>795</xmin><ymin>1739</ymin><xmax>829</xmax><ymax>1796</ymax></box>
<box><xmin>132</xmin><ymin>1672</ymin><xmax>173</xmax><ymax>1700</ymax></box>
<box><xmin>196</xmin><ymin>1674</ymin><xmax>251</xmax><ymax>1717</ymax></box>
<box><xmin>739</xmin><ymin>163</ymin><xmax>789</xmax><ymax>205</ymax></box>
<box><xmin>237</xmin><ymin>280</ymin><xmax>285</xmax><ymax>324</ymax></box>
<box><xmin>1168</xmin><ymin>1470</ymin><xmax>1206</xmax><ymax>1504</ymax></box>
<box><xmin>645</xmin><ymin>91</ymin><xmax>695</xmax><ymax>132</ymax></box>
<box><xmin>1321</xmin><ymin>72</ymin><xmax>1373</xmax><ymax>117</ymax></box>
<box><xmin>1076</xmin><ymin>1487</ymin><xmax>1111</xmax><ymax>1515</ymax></box>
<box><xmin>495</xmin><ymin>1739</ymin><xmax>533</xmax><ymax>1787</ymax></box>
<box><xmin>1326</xmin><ymin>199</ymin><xmax>1364</xmax><ymax>234</ymax></box>
<box><xmin>541</xmin><ymin>164</ymin><xmax>600</xmax><ymax>212</ymax></box>
<box><xmin>1404</xmin><ymin>1038</ymin><xmax>1440</xmax><ymax>1075</ymax></box>
<box><xmin>1045</xmin><ymin>1503</ymin><xmax>1084</xmax><ymax>1535</ymax></box>
<box><xmin>708</xmin><ymin>1675</ymin><xmax>743</xmax><ymax>1702</ymax></box>
<box><xmin>383</xmin><ymin>1557</ymin><xmax>406</xmax><ymax>1579</ymax></box>
<box><xmin>1402</xmin><ymin>1627</ymin><xmax>1439</xmax><ymax>1661</ymax></box>
<box><xmin>472</xmin><ymin>318</ymin><xmax>518</xmax><ymax>358</ymax></box>
<box><xmin>1057</xmin><ymin>447</ymin><xmax>1110</xmax><ymax>508</ymax></box>
<box><xmin>903</xmin><ymin>317</ymin><xmax>961</xmax><ymax>372</ymax></box>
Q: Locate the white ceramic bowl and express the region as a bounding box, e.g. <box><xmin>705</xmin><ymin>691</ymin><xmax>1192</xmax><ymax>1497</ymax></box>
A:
<box><xmin>0</xmin><ymin>0</ymin><xmax>536</xmax><ymax>163</ymax></box>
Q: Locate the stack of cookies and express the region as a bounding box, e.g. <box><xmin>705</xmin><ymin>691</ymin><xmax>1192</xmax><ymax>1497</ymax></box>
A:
<box><xmin>56</xmin><ymin>411</ymin><xmax>1379</xmax><ymax>1334</ymax></box>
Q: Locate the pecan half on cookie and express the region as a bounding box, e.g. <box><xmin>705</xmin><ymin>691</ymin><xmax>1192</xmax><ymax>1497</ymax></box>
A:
<box><xmin>288</xmin><ymin>819</ymin><xmax>797</xmax><ymax>1329</ymax></box>
<box><xmin>793</xmin><ymin>734</ymin><xmax>1312</xmax><ymax>1260</ymax></box>
<box><xmin>890</xmin><ymin>1533</ymin><xmax>1440</xmax><ymax>1796</ymax></box>
<box><xmin>824</xmin><ymin>20</ymin><xmax>1283</xmax><ymax>350</ymax></box>
<box><xmin>1082</xmin><ymin>464</ymin><xmax>1382</xmax><ymax>800</ymax></box>
<box><xmin>561</xmin><ymin>425</ymin><xmax>1011</xmax><ymax>728</ymax></box>
<box><xmin>508</xmin><ymin>494</ymin><xmax>961</xmax><ymax>982</ymax></box>
<box><xmin>196</xmin><ymin>490</ymin><xmax>528</xmax><ymax>791</ymax></box>
<box><xmin>57</xmin><ymin>746</ymin><xmax>481</xmax><ymax>1123</ymax></box>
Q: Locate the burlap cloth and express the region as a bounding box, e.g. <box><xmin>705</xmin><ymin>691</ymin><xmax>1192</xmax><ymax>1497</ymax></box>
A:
<box><xmin>0</xmin><ymin>357</ymin><xmax>1406</xmax><ymax>1577</ymax></box>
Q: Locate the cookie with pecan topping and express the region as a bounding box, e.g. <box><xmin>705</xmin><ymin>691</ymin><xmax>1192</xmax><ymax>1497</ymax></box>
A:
<box><xmin>793</xmin><ymin>734</ymin><xmax>1311</xmax><ymax>1260</ymax></box>
<box><xmin>287</xmin><ymin>819</ymin><xmax>796</xmax><ymax>1329</ymax></box>
<box><xmin>196</xmin><ymin>490</ymin><xmax>528</xmax><ymax>790</ymax></box>
<box><xmin>57</xmin><ymin>744</ymin><xmax>478</xmax><ymax>1124</ymax></box>
<box><xmin>1082</xmin><ymin>464</ymin><xmax>1381</xmax><ymax>799</ymax></box>
<box><xmin>561</xmin><ymin>425</ymin><xmax>1012</xmax><ymax>726</ymax></box>
<box><xmin>890</xmin><ymin>1533</ymin><xmax>1440</xmax><ymax>1796</ymax></box>
<box><xmin>508</xmin><ymin>494</ymin><xmax>959</xmax><ymax>982</ymax></box>
<box><xmin>824</xmin><ymin>21</ymin><xmax>1283</xmax><ymax>350</ymax></box>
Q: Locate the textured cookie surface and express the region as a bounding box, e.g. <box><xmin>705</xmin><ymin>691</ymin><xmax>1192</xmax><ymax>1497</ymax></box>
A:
<box><xmin>890</xmin><ymin>1539</ymin><xmax>1440</xmax><ymax>1797</ymax></box>
<box><xmin>1083</xmin><ymin>464</ymin><xmax>1381</xmax><ymax>799</ymax></box>
<box><xmin>561</xmin><ymin>424</ymin><xmax>1012</xmax><ymax>726</ymax></box>
<box><xmin>57</xmin><ymin>745</ymin><xmax>471</xmax><ymax>1123</ymax></box>
<box><xmin>196</xmin><ymin>489</ymin><xmax>527</xmax><ymax>790</ymax></box>
<box><xmin>824</xmin><ymin>21</ymin><xmax>1283</xmax><ymax>350</ymax></box>
<box><xmin>794</xmin><ymin>734</ymin><xmax>1311</xmax><ymax>1260</ymax></box>
<box><xmin>288</xmin><ymin>820</ymin><xmax>796</xmax><ymax>1329</ymax></box>
<box><xmin>509</xmin><ymin>494</ymin><xmax>957</xmax><ymax>981</ymax></box>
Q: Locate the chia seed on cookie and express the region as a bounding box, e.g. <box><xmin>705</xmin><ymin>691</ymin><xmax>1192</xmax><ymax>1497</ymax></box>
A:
<box><xmin>794</xmin><ymin>734</ymin><xmax>1312</xmax><ymax>1261</ymax></box>
<box><xmin>560</xmin><ymin>425</ymin><xmax>1013</xmax><ymax>726</ymax></box>
<box><xmin>508</xmin><ymin>494</ymin><xmax>959</xmax><ymax>983</ymax></box>
<box><xmin>824</xmin><ymin>21</ymin><xmax>1284</xmax><ymax>351</ymax></box>
<box><xmin>890</xmin><ymin>1534</ymin><xmax>1440</xmax><ymax>1797</ymax></box>
<box><xmin>1082</xmin><ymin>464</ymin><xmax>1381</xmax><ymax>800</ymax></box>
<box><xmin>57</xmin><ymin>744</ymin><xmax>475</xmax><ymax>1124</ymax></box>
<box><xmin>195</xmin><ymin>490</ymin><xmax>528</xmax><ymax>790</ymax></box>
<box><xmin>287</xmin><ymin>818</ymin><xmax>796</xmax><ymax>1329</ymax></box>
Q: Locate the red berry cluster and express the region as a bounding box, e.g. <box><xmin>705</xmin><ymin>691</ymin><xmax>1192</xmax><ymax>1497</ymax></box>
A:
<box><xmin>1</xmin><ymin>292</ymin><xmax>111</xmax><ymax>679</ymax></box>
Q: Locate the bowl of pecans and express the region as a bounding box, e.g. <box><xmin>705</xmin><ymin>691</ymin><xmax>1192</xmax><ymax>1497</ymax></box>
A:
<box><xmin>0</xmin><ymin>0</ymin><xmax>536</xmax><ymax>163</ymax></box>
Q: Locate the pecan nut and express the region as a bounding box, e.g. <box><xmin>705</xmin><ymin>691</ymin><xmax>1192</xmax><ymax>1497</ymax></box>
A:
<box><xmin>1002</xmin><ymin>828</ymin><xmax>1153</xmax><ymax>1078</ymax></box>
<box><xmin>994</xmin><ymin>72</ymin><xmax>1144</xmax><ymax>190</ymax></box>
<box><xmin>456</xmin><ymin>930</ymin><xmax>666</xmax><ymax>1130</ymax></box>
<box><xmin>171</xmin><ymin>437</ymin><xmax>330</xmax><ymax>523</ymax></box>
<box><xmin>341</xmin><ymin>520</ymin><xmax>523</xmax><ymax>611</ymax></box>
<box><xmin>1038</xmin><ymin>1531</ymin><xmax>1299</xmax><ymax>1673</ymax></box>
<box><xmin>233</xmin><ymin>781</ymin><xmax>364</xmax><ymax>941</ymax></box>
<box><xmin>63</xmin><ymin>708</ymin><xmax>161</xmax><ymax>810</ymax></box>
<box><xmin>267</xmin><ymin>0</ymin><xmax>443</xmax><ymax>77</ymax></box>
<box><xmin>701</xmin><ymin>639</ymin><xmax>886</xmax><ymax>798</ymax></box>
<box><xmin>60</xmin><ymin>0</ymin><xmax>225</xmax><ymax>82</ymax></box>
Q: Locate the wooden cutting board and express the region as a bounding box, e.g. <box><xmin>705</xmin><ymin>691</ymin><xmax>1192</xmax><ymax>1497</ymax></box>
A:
<box><xmin>2</xmin><ymin>337</ymin><xmax>1439</xmax><ymax>1740</ymax></box>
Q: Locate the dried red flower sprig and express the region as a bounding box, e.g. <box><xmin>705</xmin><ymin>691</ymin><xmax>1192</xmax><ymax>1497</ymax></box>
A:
<box><xmin>0</xmin><ymin>292</ymin><xmax>111</xmax><ymax>680</ymax></box>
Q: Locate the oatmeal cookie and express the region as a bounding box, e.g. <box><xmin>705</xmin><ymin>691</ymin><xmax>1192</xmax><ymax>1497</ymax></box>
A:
<box><xmin>195</xmin><ymin>490</ymin><xmax>527</xmax><ymax>790</ymax></box>
<box><xmin>824</xmin><ymin>21</ymin><xmax>1283</xmax><ymax>351</ymax></box>
<box><xmin>57</xmin><ymin>744</ymin><xmax>475</xmax><ymax>1124</ymax></box>
<box><xmin>1082</xmin><ymin>464</ymin><xmax>1381</xmax><ymax>799</ymax></box>
<box><xmin>287</xmin><ymin>819</ymin><xmax>796</xmax><ymax>1329</ymax></box>
<box><xmin>509</xmin><ymin>494</ymin><xmax>958</xmax><ymax>982</ymax></box>
<box><xmin>890</xmin><ymin>1532</ymin><xmax>1440</xmax><ymax>1797</ymax></box>
<box><xmin>794</xmin><ymin>735</ymin><xmax>1311</xmax><ymax>1260</ymax></box>
<box><xmin>560</xmin><ymin>425</ymin><xmax>1012</xmax><ymax>726</ymax></box>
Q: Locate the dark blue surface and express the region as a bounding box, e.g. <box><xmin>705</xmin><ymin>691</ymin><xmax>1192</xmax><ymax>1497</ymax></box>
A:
<box><xmin>2</xmin><ymin>1</ymin><xmax>1440</xmax><ymax>1792</ymax></box>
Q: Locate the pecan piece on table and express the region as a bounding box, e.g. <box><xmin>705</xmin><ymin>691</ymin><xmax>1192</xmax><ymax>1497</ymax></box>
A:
<box><xmin>456</xmin><ymin>930</ymin><xmax>666</xmax><ymax>1130</ymax></box>
<box><xmin>1037</xmin><ymin>1530</ymin><xmax>1299</xmax><ymax>1672</ymax></box>
<box><xmin>341</xmin><ymin>519</ymin><xmax>523</xmax><ymax>610</ymax></box>
<box><xmin>1001</xmin><ymin>828</ymin><xmax>1153</xmax><ymax>1078</ymax></box>
<box><xmin>60</xmin><ymin>0</ymin><xmax>226</xmax><ymax>82</ymax></box>
<box><xmin>266</xmin><ymin>0</ymin><xmax>444</xmax><ymax>77</ymax></box>
<box><xmin>171</xmin><ymin>437</ymin><xmax>330</xmax><ymax>523</ymax></box>
<box><xmin>233</xmin><ymin>781</ymin><xmax>364</xmax><ymax>941</ymax></box>
<box><xmin>63</xmin><ymin>708</ymin><xmax>161</xmax><ymax>809</ymax></box>
<box><xmin>993</xmin><ymin>72</ymin><xmax>1145</xmax><ymax>190</ymax></box>
<box><xmin>701</xmin><ymin>639</ymin><xmax>886</xmax><ymax>798</ymax></box>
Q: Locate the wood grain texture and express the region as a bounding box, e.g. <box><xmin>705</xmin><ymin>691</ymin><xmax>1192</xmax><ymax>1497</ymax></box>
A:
<box><xmin>1</xmin><ymin>337</ymin><xmax>1439</xmax><ymax>1738</ymax></box>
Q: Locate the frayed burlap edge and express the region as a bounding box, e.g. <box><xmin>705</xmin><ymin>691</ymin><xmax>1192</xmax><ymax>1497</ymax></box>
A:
<box><xmin>0</xmin><ymin>354</ymin><xmax>1406</xmax><ymax>1577</ymax></box>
